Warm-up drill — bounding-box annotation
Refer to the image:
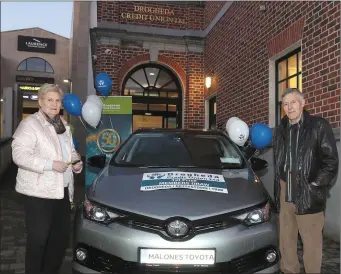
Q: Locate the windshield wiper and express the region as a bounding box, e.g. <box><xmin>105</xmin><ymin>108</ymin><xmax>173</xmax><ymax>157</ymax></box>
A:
<box><xmin>139</xmin><ymin>165</ymin><xmax>197</xmax><ymax>168</ymax></box>
<box><xmin>139</xmin><ymin>165</ymin><xmax>172</xmax><ymax>168</ymax></box>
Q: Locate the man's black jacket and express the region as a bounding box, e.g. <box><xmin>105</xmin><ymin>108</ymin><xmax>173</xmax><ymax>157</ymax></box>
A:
<box><xmin>273</xmin><ymin>110</ymin><xmax>339</xmax><ymax>215</ymax></box>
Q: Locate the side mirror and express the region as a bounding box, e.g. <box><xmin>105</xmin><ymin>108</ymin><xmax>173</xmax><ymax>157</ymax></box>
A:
<box><xmin>250</xmin><ymin>157</ymin><xmax>268</xmax><ymax>171</ymax></box>
<box><xmin>87</xmin><ymin>154</ymin><xmax>107</xmax><ymax>169</ymax></box>
<box><xmin>238</xmin><ymin>141</ymin><xmax>260</xmax><ymax>160</ymax></box>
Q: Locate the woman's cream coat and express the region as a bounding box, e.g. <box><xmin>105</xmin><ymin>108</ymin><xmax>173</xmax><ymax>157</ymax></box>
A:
<box><xmin>11</xmin><ymin>111</ymin><xmax>81</xmax><ymax>202</ymax></box>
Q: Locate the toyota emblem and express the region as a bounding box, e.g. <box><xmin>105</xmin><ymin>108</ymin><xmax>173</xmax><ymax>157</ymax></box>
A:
<box><xmin>166</xmin><ymin>220</ymin><xmax>189</xmax><ymax>237</ymax></box>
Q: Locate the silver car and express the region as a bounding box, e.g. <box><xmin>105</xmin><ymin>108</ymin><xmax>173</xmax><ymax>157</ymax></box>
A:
<box><xmin>72</xmin><ymin>129</ymin><xmax>279</xmax><ymax>274</ymax></box>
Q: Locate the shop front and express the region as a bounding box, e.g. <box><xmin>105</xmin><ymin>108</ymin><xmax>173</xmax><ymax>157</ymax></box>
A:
<box><xmin>15</xmin><ymin>76</ymin><xmax>59</xmax><ymax>119</ymax></box>
<box><xmin>0</xmin><ymin>27</ymin><xmax>70</xmax><ymax>137</ymax></box>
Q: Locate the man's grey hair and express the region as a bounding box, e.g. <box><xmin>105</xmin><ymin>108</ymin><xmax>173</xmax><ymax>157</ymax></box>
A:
<box><xmin>281</xmin><ymin>88</ymin><xmax>304</xmax><ymax>100</ymax></box>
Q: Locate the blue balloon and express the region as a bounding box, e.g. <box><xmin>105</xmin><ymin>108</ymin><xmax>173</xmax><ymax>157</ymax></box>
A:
<box><xmin>95</xmin><ymin>72</ymin><xmax>112</xmax><ymax>97</ymax></box>
<box><xmin>250</xmin><ymin>123</ymin><xmax>273</xmax><ymax>149</ymax></box>
<box><xmin>73</xmin><ymin>137</ymin><xmax>79</xmax><ymax>150</ymax></box>
<box><xmin>63</xmin><ymin>94</ymin><xmax>82</xmax><ymax>116</ymax></box>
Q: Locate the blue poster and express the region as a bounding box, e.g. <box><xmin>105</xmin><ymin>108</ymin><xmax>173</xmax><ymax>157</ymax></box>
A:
<box><xmin>85</xmin><ymin>96</ymin><xmax>132</xmax><ymax>188</ymax></box>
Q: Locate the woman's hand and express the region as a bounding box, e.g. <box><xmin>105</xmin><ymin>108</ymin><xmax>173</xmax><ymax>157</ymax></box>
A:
<box><xmin>52</xmin><ymin>161</ymin><xmax>69</xmax><ymax>173</ymax></box>
<box><xmin>72</xmin><ymin>160</ymin><xmax>83</xmax><ymax>173</ymax></box>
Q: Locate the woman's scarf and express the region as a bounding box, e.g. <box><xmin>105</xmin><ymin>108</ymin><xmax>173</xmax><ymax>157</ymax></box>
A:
<box><xmin>42</xmin><ymin>111</ymin><xmax>66</xmax><ymax>135</ymax></box>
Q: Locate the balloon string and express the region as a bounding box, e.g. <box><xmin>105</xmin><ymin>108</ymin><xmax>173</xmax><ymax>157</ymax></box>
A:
<box><xmin>78</xmin><ymin>116</ymin><xmax>87</xmax><ymax>129</ymax></box>
<box><xmin>109</xmin><ymin>116</ymin><xmax>113</xmax><ymax>130</ymax></box>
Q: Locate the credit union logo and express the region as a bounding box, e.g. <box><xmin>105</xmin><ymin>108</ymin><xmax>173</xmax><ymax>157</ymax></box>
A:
<box><xmin>97</xmin><ymin>128</ymin><xmax>121</xmax><ymax>153</ymax></box>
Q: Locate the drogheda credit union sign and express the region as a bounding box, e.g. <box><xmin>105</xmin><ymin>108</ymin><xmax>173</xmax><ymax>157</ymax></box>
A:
<box><xmin>17</xmin><ymin>35</ymin><xmax>56</xmax><ymax>54</ymax></box>
<box><xmin>121</xmin><ymin>5</ymin><xmax>185</xmax><ymax>24</ymax></box>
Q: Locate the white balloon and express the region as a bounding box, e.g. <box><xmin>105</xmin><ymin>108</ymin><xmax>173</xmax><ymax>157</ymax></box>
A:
<box><xmin>226</xmin><ymin>117</ymin><xmax>240</xmax><ymax>132</ymax></box>
<box><xmin>227</xmin><ymin>119</ymin><xmax>249</xmax><ymax>146</ymax></box>
<box><xmin>82</xmin><ymin>100</ymin><xmax>102</xmax><ymax>128</ymax></box>
<box><xmin>87</xmin><ymin>95</ymin><xmax>103</xmax><ymax>111</ymax></box>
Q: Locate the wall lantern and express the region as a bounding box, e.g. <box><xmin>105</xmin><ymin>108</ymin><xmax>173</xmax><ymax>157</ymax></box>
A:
<box><xmin>205</xmin><ymin>76</ymin><xmax>212</xmax><ymax>89</ymax></box>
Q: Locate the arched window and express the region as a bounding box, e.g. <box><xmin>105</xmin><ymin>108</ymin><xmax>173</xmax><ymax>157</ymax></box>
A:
<box><xmin>17</xmin><ymin>57</ymin><xmax>54</xmax><ymax>73</ymax></box>
<box><xmin>122</xmin><ymin>64</ymin><xmax>183</xmax><ymax>129</ymax></box>
<box><xmin>123</xmin><ymin>65</ymin><xmax>181</xmax><ymax>98</ymax></box>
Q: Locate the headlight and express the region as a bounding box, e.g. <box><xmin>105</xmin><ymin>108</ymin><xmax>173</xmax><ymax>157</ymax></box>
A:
<box><xmin>83</xmin><ymin>198</ymin><xmax>122</xmax><ymax>224</ymax></box>
<box><xmin>234</xmin><ymin>202</ymin><xmax>270</xmax><ymax>226</ymax></box>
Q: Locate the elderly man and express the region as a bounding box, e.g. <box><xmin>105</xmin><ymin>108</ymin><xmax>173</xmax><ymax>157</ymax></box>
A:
<box><xmin>272</xmin><ymin>88</ymin><xmax>338</xmax><ymax>273</ymax></box>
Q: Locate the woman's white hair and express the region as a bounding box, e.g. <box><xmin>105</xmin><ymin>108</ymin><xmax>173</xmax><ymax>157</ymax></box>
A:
<box><xmin>38</xmin><ymin>83</ymin><xmax>64</xmax><ymax>100</ymax></box>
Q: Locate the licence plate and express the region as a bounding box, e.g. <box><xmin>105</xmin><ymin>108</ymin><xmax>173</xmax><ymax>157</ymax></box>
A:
<box><xmin>140</xmin><ymin>248</ymin><xmax>215</xmax><ymax>265</ymax></box>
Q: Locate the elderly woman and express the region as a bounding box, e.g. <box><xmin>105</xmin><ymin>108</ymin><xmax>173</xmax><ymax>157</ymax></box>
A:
<box><xmin>11</xmin><ymin>83</ymin><xmax>83</xmax><ymax>274</ymax></box>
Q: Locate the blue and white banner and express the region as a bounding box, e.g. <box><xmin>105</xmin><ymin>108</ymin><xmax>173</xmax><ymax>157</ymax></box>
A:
<box><xmin>140</xmin><ymin>171</ymin><xmax>228</xmax><ymax>194</ymax></box>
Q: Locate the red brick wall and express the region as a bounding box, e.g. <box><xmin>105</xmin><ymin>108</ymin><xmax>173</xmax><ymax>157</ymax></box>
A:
<box><xmin>205</xmin><ymin>1</ymin><xmax>340</xmax><ymax>129</ymax></box>
<box><xmin>204</xmin><ymin>1</ymin><xmax>226</xmax><ymax>28</ymax></box>
<box><xmin>94</xmin><ymin>46</ymin><xmax>204</xmax><ymax>128</ymax></box>
<box><xmin>158</xmin><ymin>51</ymin><xmax>205</xmax><ymax>128</ymax></box>
<box><xmin>94</xmin><ymin>45</ymin><xmax>149</xmax><ymax>95</ymax></box>
<box><xmin>97</xmin><ymin>1</ymin><xmax>204</xmax><ymax>30</ymax></box>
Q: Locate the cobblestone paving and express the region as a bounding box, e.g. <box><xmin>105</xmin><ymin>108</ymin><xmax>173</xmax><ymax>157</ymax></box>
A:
<box><xmin>0</xmin><ymin>165</ymin><xmax>340</xmax><ymax>273</ymax></box>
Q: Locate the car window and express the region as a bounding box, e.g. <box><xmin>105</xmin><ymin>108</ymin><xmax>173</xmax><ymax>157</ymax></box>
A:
<box><xmin>112</xmin><ymin>132</ymin><xmax>245</xmax><ymax>169</ymax></box>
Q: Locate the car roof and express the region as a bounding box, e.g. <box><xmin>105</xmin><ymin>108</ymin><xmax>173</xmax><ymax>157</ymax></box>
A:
<box><xmin>133</xmin><ymin>128</ymin><xmax>225</xmax><ymax>135</ymax></box>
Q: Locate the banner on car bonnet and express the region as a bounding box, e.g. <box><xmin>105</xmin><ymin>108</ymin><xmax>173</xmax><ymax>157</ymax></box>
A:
<box><xmin>140</xmin><ymin>171</ymin><xmax>228</xmax><ymax>194</ymax></box>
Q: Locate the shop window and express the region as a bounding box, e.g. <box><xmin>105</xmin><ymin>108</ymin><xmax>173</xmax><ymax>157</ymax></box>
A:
<box><xmin>209</xmin><ymin>96</ymin><xmax>216</xmax><ymax>129</ymax></box>
<box><xmin>275</xmin><ymin>48</ymin><xmax>302</xmax><ymax>125</ymax></box>
<box><xmin>17</xmin><ymin>57</ymin><xmax>54</xmax><ymax>73</ymax></box>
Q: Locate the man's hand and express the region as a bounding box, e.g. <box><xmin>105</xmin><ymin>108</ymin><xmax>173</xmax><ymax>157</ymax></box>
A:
<box><xmin>52</xmin><ymin>161</ymin><xmax>69</xmax><ymax>173</ymax></box>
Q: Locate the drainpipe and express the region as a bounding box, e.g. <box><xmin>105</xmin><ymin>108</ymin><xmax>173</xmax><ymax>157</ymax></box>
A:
<box><xmin>183</xmin><ymin>36</ymin><xmax>190</xmax><ymax>129</ymax></box>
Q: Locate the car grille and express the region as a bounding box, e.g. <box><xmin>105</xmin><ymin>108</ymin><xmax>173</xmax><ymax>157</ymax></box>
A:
<box><xmin>117</xmin><ymin>218</ymin><xmax>241</xmax><ymax>242</ymax></box>
<box><xmin>74</xmin><ymin>244</ymin><xmax>278</xmax><ymax>274</ymax></box>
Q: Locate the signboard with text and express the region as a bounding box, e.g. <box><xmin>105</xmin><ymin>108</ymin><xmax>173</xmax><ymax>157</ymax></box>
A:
<box><xmin>17</xmin><ymin>35</ymin><xmax>56</xmax><ymax>54</ymax></box>
<box><xmin>140</xmin><ymin>171</ymin><xmax>228</xmax><ymax>194</ymax></box>
<box><xmin>18</xmin><ymin>85</ymin><xmax>41</xmax><ymax>92</ymax></box>
<box><xmin>121</xmin><ymin>5</ymin><xmax>185</xmax><ymax>24</ymax></box>
<box><xmin>16</xmin><ymin>75</ymin><xmax>54</xmax><ymax>84</ymax></box>
<box><xmin>85</xmin><ymin>96</ymin><xmax>132</xmax><ymax>188</ymax></box>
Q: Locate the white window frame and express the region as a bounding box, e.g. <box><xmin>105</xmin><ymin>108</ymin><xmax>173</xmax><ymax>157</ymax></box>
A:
<box><xmin>268</xmin><ymin>41</ymin><xmax>302</xmax><ymax>128</ymax></box>
<box><xmin>204</xmin><ymin>92</ymin><xmax>217</xmax><ymax>129</ymax></box>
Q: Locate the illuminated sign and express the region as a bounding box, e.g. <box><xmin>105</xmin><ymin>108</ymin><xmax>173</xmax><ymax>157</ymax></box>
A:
<box><xmin>121</xmin><ymin>5</ymin><xmax>185</xmax><ymax>24</ymax></box>
<box><xmin>22</xmin><ymin>95</ymin><xmax>38</xmax><ymax>100</ymax></box>
<box><xmin>17</xmin><ymin>35</ymin><xmax>56</xmax><ymax>54</ymax></box>
<box><xmin>19</xmin><ymin>85</ymin><xmax>40</xmax><ymax>91</ymax></box>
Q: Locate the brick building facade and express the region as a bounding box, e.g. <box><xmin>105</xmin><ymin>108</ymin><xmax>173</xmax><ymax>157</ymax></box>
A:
<box><xmin>72</xmin><ymin>1</ymin><xmax>340</xmax><ymax>131</ymax></box>
<box><xmin>204</xmin><ymin>1</ymin><xmax>340</xmax><ymax>129</ymax></box>
<box><xmin>70</xmin><ymin>0</ymin><xmax>340</xmax><ymax>241</ymax></box>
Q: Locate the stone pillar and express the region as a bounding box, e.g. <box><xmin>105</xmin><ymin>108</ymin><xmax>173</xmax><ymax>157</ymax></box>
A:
<box><xmin>70</xmin><ymin>2</ymin><xmax>91</xmax><ymax>157</ymax></box>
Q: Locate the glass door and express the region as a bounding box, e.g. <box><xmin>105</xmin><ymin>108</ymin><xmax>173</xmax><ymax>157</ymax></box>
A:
<box><xmin>209</xmin><ymin>96</ymin><xmax>216</xmax><ymax>129</ymax></box>
<box><xmin>132</xmin><ymin>99</ymin><xmax>180</xmax><ymax>131</ymax></box>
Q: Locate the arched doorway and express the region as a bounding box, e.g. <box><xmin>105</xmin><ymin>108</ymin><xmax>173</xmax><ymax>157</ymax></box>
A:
<box><xmin>122</xmin><ymin>64</ymin><xmax>182</xmax><ymax>131</ymax></box>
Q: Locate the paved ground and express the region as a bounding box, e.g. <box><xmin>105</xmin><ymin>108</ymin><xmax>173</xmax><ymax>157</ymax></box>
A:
<box><xmin>0</xmin><ymin>164</ymin><xmax>340</xmax><ymax>273</ymax></box>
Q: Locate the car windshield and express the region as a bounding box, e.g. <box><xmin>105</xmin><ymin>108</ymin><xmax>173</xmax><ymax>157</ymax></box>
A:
<box><xmin>111</xmin><ymin>132</ymin><xmax>245</xmax><ymax>169</ymax></box>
